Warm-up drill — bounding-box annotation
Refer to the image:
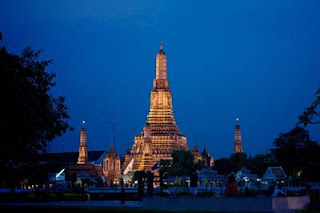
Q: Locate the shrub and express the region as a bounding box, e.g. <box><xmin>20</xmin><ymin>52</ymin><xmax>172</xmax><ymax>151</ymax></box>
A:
<box><xmin>64</xmin><ymin>193</ymin><xmax>86</xmax><ymax>201</ymax></box>
<box><xmin>243</xmin><ymin>191</ymin><xmax>257</xmax><ymax>197</ymax></box>
<box><xmin>156</xmin><ymin>192</ymin><xmax>170</xmax><ymax>197</ymax></box>
<box><xmin>176</xmin><ymin>192</ymin><xmax>192</xmax><ymax>196</ymax></box>
<box><xmin>197</xmin><ymin>191</ymin><xmax>215</xmax><ymax>197</ymax></box>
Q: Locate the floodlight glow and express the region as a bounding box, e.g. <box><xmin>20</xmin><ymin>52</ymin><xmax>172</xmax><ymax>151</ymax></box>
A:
<box><xmin>56</xmin><ymin>168</ymin><xmax>65</xmax><ymax>178</ymax></box>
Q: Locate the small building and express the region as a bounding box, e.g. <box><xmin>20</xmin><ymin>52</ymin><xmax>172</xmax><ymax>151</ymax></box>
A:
<box><xmin>235</xmin><ymin>167</ymin><xmax>258</xmax><ymax>191</ymax></box>
<box><xmin>191</xmin><ymin>143</ymin><xmax>214</xmax><ymax>167</ymax></box>
<box><xmin>198</xmin><ymin>167</ymin><xmax>224</xmax><ymax>190</ymax></box>
<box><xmin>202</xmin><ymin>146</ymin><xmax>214</xmax><ymax>167</ymax></box>
<box><xmin>66</xmin><ymin>164</ymin><xmax>104</xmax><ymax>186</ymax></box>
<box><xmin>236</xmin><ymin>167</ymin><xmax>258</xmax><ymax>182</ymax></box>
<box><xmin>191</xmin><ymin>143</ymin><xmax>203</xmax><ymax>163</ymax></box>
<box><xmin>103</xmin><ymin>144</ymin><xmax>121</xmax><ymax>184</ymax></box>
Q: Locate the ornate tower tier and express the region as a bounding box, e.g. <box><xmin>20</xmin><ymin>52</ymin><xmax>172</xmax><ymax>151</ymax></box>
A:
<box><xmin>128</xmin><ymin>43</ymin><xmax>188</xmax><ymax>172</ymax></box>
<box><xmin>77</xmin><ymin>121</ymin><xmax>88</xmax><ymax>164</ymax></box>
<box><xmin>234</xmin><ymin>118</ymin><xmax>243</xmax><ymax>153</ymax></box>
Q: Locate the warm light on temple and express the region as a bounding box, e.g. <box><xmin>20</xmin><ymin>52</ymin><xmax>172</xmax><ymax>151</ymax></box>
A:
<box><xmin>123</xmin><ymin>43</ymin><xmax>189</xmax><ymax>173</ymax></box>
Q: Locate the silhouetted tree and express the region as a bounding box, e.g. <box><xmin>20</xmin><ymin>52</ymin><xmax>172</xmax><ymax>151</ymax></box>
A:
<box><xmin>214</xmin><ymin>153</ymin><xmax>276</xmax><ymax>177</ymax></box>
<box><xmin>193</xmin><ymin>160</ymin><xmax>204</xmax><ymax>172</ymax></box>
<box><xmin>272</xmin><ymin>126</ymin><xmax>320</xmax><ymax>181</ymax></box>
<box><xmin>247</xmin><ymin>153</ymin><xmax>276</xmax><ymax>178</ymax></box>
<box><xmin>213</xmin><ymin>158</ymin><xmax>233</xmax><ymax>175</ymax></box>
<box><xmin>0</xmin><ymin>47</ymin><xmax>70</xmax><ymax>189</ymax></box>
<box><xmin>213</xmin><ymin>153</ymin><xmax>248</xmax><ymax>175</ymax></box>
<box><xmin>170</xmin><ymin>150</ymin><xmax>194</xmax><ymax>177</ymax></box>
<box><xmin>230</xmin><ymin>152</ymin><xmax>248</xmax><ymax>170</ymax></box>
<box><xmin>159</xmin><ymin>159</ymin><xmax>172</xmax><ymax>178</ymax></box>
<box><xmin>298</xmin><ymin>88</ymin><xmax>320</xmax><ymax>126</ymax></box>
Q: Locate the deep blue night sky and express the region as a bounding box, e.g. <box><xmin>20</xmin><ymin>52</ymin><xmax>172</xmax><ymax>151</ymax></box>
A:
<box><xmin>1</xmin><ymin>0</ymin><xmax>320</xmax><ymax>158</ymax></box>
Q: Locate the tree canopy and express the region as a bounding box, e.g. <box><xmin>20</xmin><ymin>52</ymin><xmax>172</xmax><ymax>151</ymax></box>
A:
<box><xmin>272</xmin><ymin>126</ymin><xmax>320</xmax><ymax>181</ymax></box>
<box><xmin>159</xmin><ymin>150</ymin><xmax>198</xmax><ymax>177</ymax></box>
<box><xmin>298</xmin><ymin>88</ymin><xmax>320</xmax><ymax>126</ymax></box>
<box><xmin>0</xmin><ymin>47</ymin><xmax>70</xmax><ymax>187</ymax></box>
<box><xmin>213</xmin><ymin>152</ymin><xmax>276</xmax><ymax>178</ymax></box>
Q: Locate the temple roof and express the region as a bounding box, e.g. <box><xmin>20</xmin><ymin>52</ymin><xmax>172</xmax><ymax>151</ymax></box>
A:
<box><xmin>105</xmin><ymin>144</ymin><xmax>120</xmax><ymax>160</ymax></box>
<box><xmin>106</xmin><ymin>144</ymin><xmax>117</xmax><ymax>157</ymax></box>
<box><xmin>263</xmin><ymin>166</ymin><xmax>287</xmax><ymax>180</ymax></box>
<box><xmin>198</xmin><ymin>168</ymin><xmax>224</xmax><ymax>181</ymax></box>
<box><xmin>125</xmin><ymin>147</ymin><xmax>131</xmax><ymax>155</ymax></box>
<box><xmin>65</xmin><ymin>164</ymin><xmax>104</xmax><ymax>179</ymax></box>
<box><xmin>202</xmin><ymin>145</ymin><xmax>209</xmax><ymax>156</ymax></box>
<box><xmin>39</xmin><ymin>150</ymin><xmax>105</xmax><ymax>164</ymax></box>
<box><xmin>238</xmin><ymin>166</ymin><xmax>250</xmax><ymax>174</ymax></box>
<box><xmin>192</xmin><ymin>143</ymin><xmax>199</xmax><ymax>152</ymax></box>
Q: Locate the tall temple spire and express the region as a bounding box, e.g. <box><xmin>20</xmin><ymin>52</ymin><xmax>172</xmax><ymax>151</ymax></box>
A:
<box><xmin>77</xmin><ymin>121</ymin><xmax>89</xmax><ymax>164</ymax></box>
<box><xmin>234</xmin><ymin>118</ymin><xmax>243</xmax><ymax>153</ymax></box>
<box><xmin>155</xmin><ymin>41</ymin><xmax>168</xmax><ymax>81</ymax></box>
<box><xmin>127</xmin><ymin>43</ymin><xmax>188</xmax><ymax>172</ymax></box>
<box><xmin>111</xmin><ymin>120</ymin><xmax>116</xmax><ymax>150</ymax></box>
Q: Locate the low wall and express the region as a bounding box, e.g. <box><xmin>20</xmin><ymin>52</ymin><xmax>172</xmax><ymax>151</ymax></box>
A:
<box><xmin>272</xmin><ymin>196</ymin><xmax>310</xmax><ymax>211</ymax></box>
<box><xmin>143</xmin><ymin>196</ymin><xmax>310</xmax><ymax>212</ymax></box>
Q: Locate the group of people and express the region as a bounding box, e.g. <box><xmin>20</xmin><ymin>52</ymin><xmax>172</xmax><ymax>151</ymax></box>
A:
<box><xmin>191</xmin><ymin>173</ymin><xmax>286</xmax><ymax>197</ymax></box>
<box><xmin>226</xmin><ymin>175</ymin><xmax>288</xmax><ymax>197</ymax></box>
<box><xmin>226</xmin><ymin>175</ymin><xmax>285</xmax><ymax>197</ymax></box>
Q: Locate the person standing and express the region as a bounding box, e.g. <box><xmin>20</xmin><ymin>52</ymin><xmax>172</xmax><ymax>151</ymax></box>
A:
<box><xmin>190</xmin><ymin>173</ymin><xmax>199</xmax><ymax>197</ymax></box>
<box><xmin>225</xmin><ymin>175</ymin><xmax>238</xmax><ymax>197</ymax></box>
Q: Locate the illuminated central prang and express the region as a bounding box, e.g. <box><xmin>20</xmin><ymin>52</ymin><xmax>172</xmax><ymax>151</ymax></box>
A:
<box><xmin>124</xmin><ymin>43</ymin><xmax>188</xmax><ymax>173</ymax></box>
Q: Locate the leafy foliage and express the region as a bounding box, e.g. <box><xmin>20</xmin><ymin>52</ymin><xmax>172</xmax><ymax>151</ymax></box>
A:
<box><xmin>272</xmin><ymin>126</ymin><xmax>320</xmax><ymax>181</ymax></box>
<box><xmin>170</xmin><ymin>150</ymin><xmax>194</xmax><ymax>177</ymax></box>
<box><xmin>298</xmin><ymin>88</ymin><xmax>320</xmax><ymax>126</ymax></box>
<box><xmin>246</xmin><ymin>154</ymin><xmax>275</xmax><ymax>178</ymax></box>
<box><xmin>213</xmin><ymin>157</ymin><xmax>234</xmax><ymax>176</ymax></box>
<box><xmin>213</xmin><ymin>152</ymin><xmax>248</xmax><ymax>175</ymax></box>
<box><xmin>193</xmin><ymin>160</ymin><xmax>204</xmax><ymax>172</ymax></box>
<box><xmin>213</xmin><ymin>152</ymin><xmax>276</xmax><ymax>177</ymax></box>
<box><xmin>0</xmin><ymin>47</ymin><xmax>70</xmax><ymax>187</ymax></box>
<box><xmin>159</xmin><ymin>150</ymin><xmax>196</xmax><ymax>177</ymax></box>
<box><xmin>159</xmin><ymin>159</ymin><xmax>172</xmax><ymax>178</ymax></box>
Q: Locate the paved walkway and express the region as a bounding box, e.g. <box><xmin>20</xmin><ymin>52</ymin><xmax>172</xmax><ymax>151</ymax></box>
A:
<box><xmin>0</xmin><ymin>201</ymin><xmax>143</xmax><ymax>208</ymax></box>
<box><xmin>0</xmin><ymin>196</ymin><xmax>310</xmax><ymax>212</ymax></box>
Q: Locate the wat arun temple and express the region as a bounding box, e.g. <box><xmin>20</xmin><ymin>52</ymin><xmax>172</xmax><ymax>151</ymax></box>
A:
<box><xmin>123</xmin><ymin>43</ymin><xmax>189</xmax><ymax>173</ymax></box>
<box><xmin>72</xmin><ymin>43</ymin><xmax>240</xmax><ymax>182</ymax></box>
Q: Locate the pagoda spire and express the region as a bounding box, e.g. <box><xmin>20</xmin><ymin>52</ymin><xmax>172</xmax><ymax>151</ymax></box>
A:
<box><xmin>77</xmin><ymin>121</ymin><xmax>88</xmax><ymax>164</ymax></box>
<box><xmin>202</xmin><ymin>145</ymin><xmax>209</xmax><ymax>156</ymax></box>
<box><xmin>155</xmin><ymin>41</ymin><xmax>167</xmax><ymax>80</ymax></box>
<box><xmin>109</xmin><ymin>142</ymin><xmax>115</xmax><ymax>154</ymax></box>
<box><xmin>193</xmin><ymin>142</ymin><xmax>199</xmax><ymax>152</ymax></box>
<box><xmin>125</xmin><ymin>142</ymin><xmax>131</xmax><ymax>155</ymax></box>
<box><xmin>126</xmin><ymin>43</ymin><xmax>189</xmax><ymax>173</ymax></box>
<box><xmin>234</xmin><ymin>118</ymin><xmax>243</xmax><ymax>153</ymax></box>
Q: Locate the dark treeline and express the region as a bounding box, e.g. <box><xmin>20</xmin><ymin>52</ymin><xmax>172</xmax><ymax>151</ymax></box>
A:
<box><xmin>0</xmin><ymin>46</ymin><xmax>71</xmax><ymax>190</ymax></box>
<box><xmin>214</xmin><ymin>126</ymin><xmax>320</xmax><ymax>182</ymax></box>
